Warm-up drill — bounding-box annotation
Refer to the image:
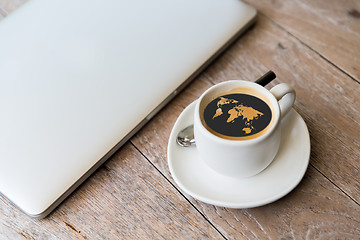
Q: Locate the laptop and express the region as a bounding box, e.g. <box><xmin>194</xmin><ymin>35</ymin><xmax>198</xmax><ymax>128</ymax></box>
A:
<box><xmin>0</xmin><ymin>0</ymin><xmax>256</xmax><ymax>218</ymax></box>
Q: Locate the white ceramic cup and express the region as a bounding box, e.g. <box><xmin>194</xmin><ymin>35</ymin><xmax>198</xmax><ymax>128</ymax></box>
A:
<box><xmin>194</xmin><ymin>80</ymin><xmax>296</xmax><ymax>178</ymax></box>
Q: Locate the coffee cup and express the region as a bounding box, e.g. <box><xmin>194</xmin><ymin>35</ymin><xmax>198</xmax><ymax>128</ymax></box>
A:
<box><xmin>194</xmin><ymin>80</ymin><xmax>295</xmax><ymax>178</ymax></box>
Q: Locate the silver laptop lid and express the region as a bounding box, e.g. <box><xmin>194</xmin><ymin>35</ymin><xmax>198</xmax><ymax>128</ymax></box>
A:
<box><xmin>0</xmin><ymin>0</ymin><xmax>256</xmax><ymax>217</ymax></box>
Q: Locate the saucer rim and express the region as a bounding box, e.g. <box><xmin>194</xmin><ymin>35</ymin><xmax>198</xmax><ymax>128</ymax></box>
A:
<box><xmin>167</xmin><ymin>100</ymin><xmax>310</xmax><ymax>208</ymax></box>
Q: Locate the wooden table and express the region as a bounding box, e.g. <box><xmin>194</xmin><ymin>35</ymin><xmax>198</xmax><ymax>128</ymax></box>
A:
<box><xmin>1</xmin><ymin>0</ymin><xmax>360</xmax><ymax>239</ymax></box>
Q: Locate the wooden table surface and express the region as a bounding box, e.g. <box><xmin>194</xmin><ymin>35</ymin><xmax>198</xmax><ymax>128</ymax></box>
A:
<box><xmin>1</xmin><ymin>0</ymin><xmax>360</xmax><ymax>239</ymax></box>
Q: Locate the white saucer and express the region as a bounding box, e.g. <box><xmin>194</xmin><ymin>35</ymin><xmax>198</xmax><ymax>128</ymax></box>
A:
<box><xmin>167</xmin><ymin>101</ymin><xmax>310</xmax><ymax>208</ymax></box>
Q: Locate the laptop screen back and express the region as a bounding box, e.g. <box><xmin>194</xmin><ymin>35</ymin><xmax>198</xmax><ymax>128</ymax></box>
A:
<box><xmin>0</xmin><ymin>0</ymin><xmax>256</xmax><ymax>217</ymax></box>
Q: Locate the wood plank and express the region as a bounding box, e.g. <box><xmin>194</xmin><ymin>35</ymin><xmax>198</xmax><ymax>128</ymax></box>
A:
<box><xmin>244</xmin><ymin>0</ymin><xmax>360</xmax><ymax>81</ymax></box>
<box><xmin>130</xmin><ymin>14</ymin><xmax>360</xmax><ymax>238</ymax></box>
<box><xmin>0</xmin><ymin>143</ymin><xmax>224</xmax><ymax>239</ymax></box>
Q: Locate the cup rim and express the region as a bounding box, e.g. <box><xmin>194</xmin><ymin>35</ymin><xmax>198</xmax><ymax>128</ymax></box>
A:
<box><xmin>195</xmin><ymin>80</ymin><xmax>281</xmax><ymax>145</ymax></box>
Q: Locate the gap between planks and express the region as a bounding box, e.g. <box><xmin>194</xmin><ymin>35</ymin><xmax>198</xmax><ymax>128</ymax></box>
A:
<box><xmin>259</xmin><ymin>12</ymin><xmax>360</xmax><ymax>85</ymax></box>
<box><xmin>129</xmin><ymin>141</ymin><xmax>229</xmax><ymax>240</ymax></box>
<box><xmin>310</xmin><ymin>163</ymin><xmax>360</xmax><ymax>207</ymax></box>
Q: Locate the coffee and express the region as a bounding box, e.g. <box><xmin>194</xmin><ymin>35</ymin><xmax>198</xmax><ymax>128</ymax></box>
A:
<box><xmin>195</xmin><ymin>80</ymin><xmax>295</xmax><ymax>177</ymax></box>
<box><xmin>201</xmin><ymin>87</ymin><xmax>274</xmax><ymax>140</ymax></box>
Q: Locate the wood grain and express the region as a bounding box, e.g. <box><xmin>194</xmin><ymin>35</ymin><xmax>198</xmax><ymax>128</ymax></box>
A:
<box><xmin>0</xmin><ymin>143</ymin><xmax>224</xmax><ymax>239</ymax></box>
<box><xmin>244</xmin><ymin>0</ymin><xmax>360</xmax><ymax>82</ymax></box>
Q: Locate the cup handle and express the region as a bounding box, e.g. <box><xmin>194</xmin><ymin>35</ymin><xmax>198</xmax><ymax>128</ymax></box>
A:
<box><xmin>270</xmin><ymin>83</ymin><xmax>296</xmax><ymax>119</ymax></box>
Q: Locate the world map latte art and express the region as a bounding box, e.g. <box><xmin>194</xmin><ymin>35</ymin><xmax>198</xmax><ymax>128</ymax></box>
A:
<box><xmin>212</xmin><ymin>97</ymin><xmax>264</xmax><ymax>134</ymax></box>
<box><xmin>203</xmin><ymin>93</ymin><xmax>272</xmax><ymax>138</ymax></box>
